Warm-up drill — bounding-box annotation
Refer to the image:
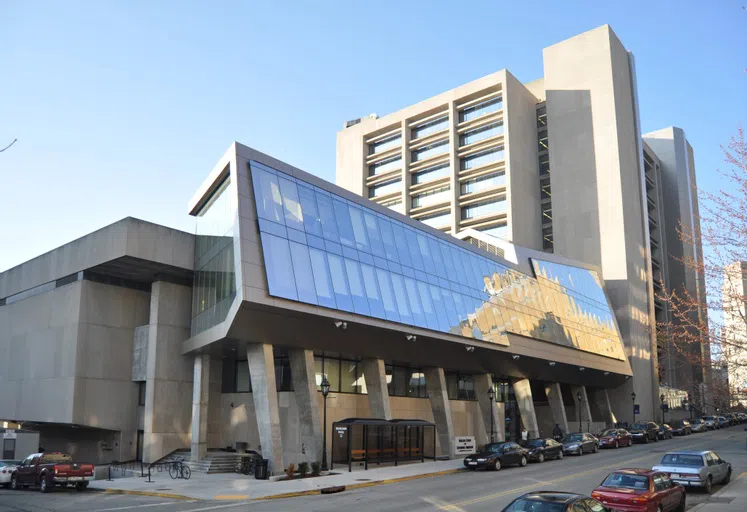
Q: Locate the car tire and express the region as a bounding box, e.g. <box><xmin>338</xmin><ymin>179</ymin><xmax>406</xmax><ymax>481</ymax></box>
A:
<box><xmin>39</xmin><ymin>476</ymin><xmax>51</xmax><ymax>493</ymax></box>
<box><xmin>537</xmin><ymin>453</ymin><xmax>545</xmax><ymax>463</ymax></box>
<box><xmin>614</xmin><ymin>441</ymin><xmax>619</xmax><ymax>449</ymax></box>
<box><xmin>578</xmin><ymin>448</ymin><xmax>583</xmax><ymax>456</ymax></box>
<box><xmin>675</xmin><ymin>494</ymin><xmax>686</xmax><ymax>512</ymax></box>
<box><xmin>76</xmin><ymin>482</ymin><xmax>88</xmax><ymax>492</ymax></box>
<box><xmin>10</xmin><ymin>474</ymin><xmax>19</xmax><ymax>491</ymax></box>
<box><xmin>520</xmin><ymin>456</ymin><xmax>527</xmax><ymax>467</ymax></box>
<box><xmin>593</xmin><ymin>444</ymin><xmax>599</xmax><ymax>453</ymax></box>
<box><xmin>705</xmin><ymin>476</ymin><xmax>713</xmax><ymax>494</ymax></box>
<box><xmin>644</xmin><ymin>436</ymin><xmax>649</xmax><ymax>444</ymax></box>
<box><xmin>724</xmin><ymin>470</ymin><xmax>732</xmax><ymax>485</ymax></box>
<box><xmin>493</xmin><ymin>459</ymin><xmax>501</xmax><ymax>471</ymax></box>
<box><xmin>558</xmin><ymin>451</ymin><xmax>563</xmax><ymax>460</ymax></box>
<box><xmin>654</xmin><ymin>435</ymin><xmax>658</xmax><ymax>442</ymax></box>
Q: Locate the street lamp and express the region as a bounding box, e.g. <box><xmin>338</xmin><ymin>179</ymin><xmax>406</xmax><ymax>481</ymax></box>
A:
<box><xmin>577</xmin><ymin>390</ymin><xmax>583</xmax><ymax>432</ymax></box>
<box><xmin>660</xmin><ymin>393</ymin><xmax>666</xmax><ymax>425</ymax></box>
<box><xmin>632</xmin><ymin>392</ymin><xmax>637</xmax><ymax>424</ymax></box>
<box><xmin>487</xmin><ymin>386</ymin><xmax>496</xmax><ymax>443</ymax></box>
<box><xmin>321</xmin><ymin>376</ymin><xmax>330</xmax><ymax>471</ymax></box>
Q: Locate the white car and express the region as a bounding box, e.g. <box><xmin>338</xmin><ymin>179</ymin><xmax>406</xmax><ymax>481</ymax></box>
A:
<box><xmin>0</xmin><ymin>460</ymin><xmax>21</xmax><ymax>488</ymax></box>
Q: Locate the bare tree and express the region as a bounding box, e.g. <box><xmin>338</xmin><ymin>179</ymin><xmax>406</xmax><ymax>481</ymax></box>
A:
<box><xmin>0</xmin><ymin>138</ymin><xmax>17</xmax><ymax>152</ymax></box>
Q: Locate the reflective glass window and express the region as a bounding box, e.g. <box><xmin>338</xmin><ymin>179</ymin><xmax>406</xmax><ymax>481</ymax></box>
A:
<box><xmin>418</xmin><ymin>211</ymin><xmax>450</xmax><ymax>229</ymax></box>
<box><xmin>361</xmin><ymin>263</ymin><xmax>386</xmax><ymax>318</ymax></box>
<box><xmin>289</xmin><ymin>241</ymin><xmax>318</xmax><ymax>304</ymax></box>
<box><xmin>333</xmin><ymin>199</ymin><xmax>356</xmax><ymax>248</ymax></box>
<box><xmin>344</xmin><ymin>259</ymin><xmax>371</xmax><ymax>316</ymax></box>
<box><xmin>363</xmin><ymin>212</ymin><xmax>386</xmax><ymax>259</ymax></box>
<box><xmin>411</xmin><ymin>185</ymin><xmax>451</xmax><ymax>208</ymax></box>
<box><xmin>348</xmin><ymin>207</ymin><xmax>370</xmax><ymax>252</ymax></box>
<box><xmin>278</xmin><ymin>177</ymin><xmax>304</xmax><ymax>232</ymax></box>
<box><xmin>417</xmin><ymin>281</ymin><xmax>439</xmax><ymax>330</ymax></box>
<box><xmin>377</xmin><ymin>216</ymin><xmax>399</xmax><ymax>262</ymax></box>
<box><xmin>369</xmin><ymin>178</ymin><xmax>402</xmax><ymax>198</ymax></box>
<box><xmin>389</xmin><ymin>223</ymin><xmax>412</xmax><ymax>267</ymax></box>
<box><xmin>369</xmin><ymin>133</ymin><xmax>401</xmax><ymax>155</ymax></box>
<box><xmin>416</xmin><ymin>234</ymin><xmax>436</xmax><ymax>274</ymax></box>
<box><xmin>340</xmin><ymin>360</ymin><xmax>359</xmax><ymax>393</ymax></box>
<box><xmin>412</xmin><ymin>162</ymin><xmax>450</xmax><ymax>185</ymax></box>
<box><xmin>460</xmin><ymin>122</ymin><xmax>504</xmax><ymax>146</ymax></box>
<box><xmin>478</xmin><ymin>224</ymin><xmax>508</xmax><ymax>239</ymax></box>
<box><xmin>461</xmin><ymin>172</ymin><xmax>506</xmax><ymax>194</ymax></box>
<box><xmin>297</xmin><ymin>185</ymin><xmax>323</xmax><ymax>237</ymax></box>
<box><xmin>459</xmin><ymin>97</ymin><xmax>503</xmax><ymax>122</ymax></box>
<box><xmin>389</xmin><ymin>273</ymin><xmax>412</xmax><ymax>323</ymax></box>
<box><xmin>404</xmin><ymin>228</ymin><xmax>425</xmax><ymax>269</ymax></box>
<box><xmin>461</xmin><ymin>198</ymin><xmax>507</xmax><ymax>219</ymax></box>
<box><xmin>369</xmin><ymin>156</ymin><xmax>402</xmax><ymax>176</ymax></box>
<box><xmin>412</xmin><ymin>140</ymin><xmax>449</xmax><ymax>162</ymax></box>
<box><xmin>308</xmin><ymin>248</ymin><xmax>336</xmax><ymax>309</ymax></box>
<box><xmin>411</xmin><ymin>115</ymin><xmax>449</xmax><ymax>139</ymax></box>
<box><xmin>460</xmin><ymin>147</ymin><xmax>505</xmax><ymax>170</ymax></box>
<box><xmin>404</xmin><ymin>277</ymin><xmax>427</xmax><ymax>328</ymax></box>
<box><xmin>315</xmin><ymin>192</ymin><xmax>340</xmax><ymax>242</ymax></box>
<box><xmin>252</xmin><ymin>167</ymin><xmax>284</xmax><ymax>223</ymax></box>
<box><xmin>327</xmin><ymin>253</ymin><xmax>354</xmax><ymax>312</ymax></box>
<box><xmin>376</xmin><ymin>268</ymin><xmax>400</xmax><ymax>322</ymax></box>
<box><xmin>261</xmin><ymin>233</ymin><xmax>297</xmax><ymax>300</ymax></box>
<box><xmin>236</xmin><ymin>362</ymin><xmax>251</xmax><ymax>392</ymax></box>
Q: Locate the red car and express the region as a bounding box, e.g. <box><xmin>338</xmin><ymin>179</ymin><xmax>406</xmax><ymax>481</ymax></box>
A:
<box><xmin>598</xmin><ymin>428</ymin><xmax>633</xmax><ymax>449</ymax></box>
<box><xmin>592</xmin><ymin>469</ymin><xmax>686</xmax><ymax>512</ymax></box>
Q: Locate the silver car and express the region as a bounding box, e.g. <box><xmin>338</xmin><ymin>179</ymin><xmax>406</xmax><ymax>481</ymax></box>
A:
<box><xmin>689</xmin><ymin>419</ymin><xmax>707</xmax><ymax>433</ymax></box>
<box><xmin>653</xmin><ymin>450</ymin><xmax>732</xmax><ymax>493</ymax></box>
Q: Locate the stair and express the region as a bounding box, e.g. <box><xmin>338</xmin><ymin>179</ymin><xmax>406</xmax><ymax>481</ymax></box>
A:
<box><xmin>185</xmin><ymin>452</ymin><xmax>245</xmax><ymax>474</ymax></box>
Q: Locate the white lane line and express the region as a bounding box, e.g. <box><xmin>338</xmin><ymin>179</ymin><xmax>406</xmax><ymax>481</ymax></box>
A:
<box><xmin>181</xmin><ymin>502</ymin><xmax>250</xmax><ymax>512</ymax></box>
<box><xmin>91</xmin><ymin>501</ymin><xmax>196</xmax><ymax>511</ymax></box>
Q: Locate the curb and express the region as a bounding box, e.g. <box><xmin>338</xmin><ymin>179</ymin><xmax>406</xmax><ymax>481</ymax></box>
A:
<box><xmin>101</xmin><ymin>488</ymin><xmax>195</xmax><ymax>501</ymax></box>
<box><xmin>253</xmin><ymin>467</ymin><xmax>464</xmax><ymax>501</ymax></box>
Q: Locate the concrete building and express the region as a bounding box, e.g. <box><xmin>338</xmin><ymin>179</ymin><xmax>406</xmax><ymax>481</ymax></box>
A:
<box><xmin>1</xmin><ymin>143</ymin><xmax>631</xmax><ymax>472</ymax></box>
<box><xmin>722</xmin><ymin>262</ymin><xmax>747</xmax><ymax>407</ymax></box>
<box><xmin>336</xmin><ymin>25</ymin><xmax>710</xmax><ymax>420</ymax></box>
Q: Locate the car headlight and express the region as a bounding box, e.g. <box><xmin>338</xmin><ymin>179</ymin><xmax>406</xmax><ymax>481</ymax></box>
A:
<box><xmin>566</xmin><ymin>444</ymin><xmax>580</xmax><ymax>449</ymax></box>
<box><xmin>477</xmin><ymin>458</ymin><xmax>486</xmax><ymax>462</ymax></box>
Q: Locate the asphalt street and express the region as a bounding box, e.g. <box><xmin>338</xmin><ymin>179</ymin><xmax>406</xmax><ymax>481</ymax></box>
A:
<box><xmin>1</xmin><ymin>425</ymin><xmax>745</xmax><ymax>512</ymax></box>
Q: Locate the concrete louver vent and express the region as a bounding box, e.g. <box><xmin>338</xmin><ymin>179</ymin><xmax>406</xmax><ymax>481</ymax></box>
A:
<box><xmin>465</xmin><ymin>237</ymin><xmax>505</xmax><ymax>259</ymax></box>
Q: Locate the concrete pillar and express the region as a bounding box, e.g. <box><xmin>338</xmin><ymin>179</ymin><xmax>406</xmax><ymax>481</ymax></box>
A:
<box><xmin>288</xmin><ymin>348</ymin><xmax>323</xmax><ymax>463</ymax></box>
<box><xmin>190</xmin><ymin>354</ymin><xmax>210</xmax><ymax>462</ymax></box>
<box><xmin>571</xmin><ymin>385</ymin><xmax>593</xmax><ymax>432</ymax></box>
<box><xmin>424</xmin><ymin>367</ymin><xmax>455</xmax><ymax>457</ymax></box>
<box><xmin>474</xmin><ymin>374</ymin><xmax>505</xmax><ymax>443</ymax></box>
<box><xmin>143</xmin><ymin>282</ymin><xmax>193</xmax><ymax>463</ymax></box>
<box><xmin>362</xmin><ymin>358</ymin><xmax>392</xmax><ymax>419</ymax></box>
<box><xmin>545</xmin><ymin>382</ymin><xmax>569</xmax><ymax>435</ymax></box>
<box><xmin>247</xmin><ymin>343</ymin><xmax>284</xmax><ymax>475</ymax></box>
<box><xmin>512</xmin><ymin>379</ymin><xmax>539</xmax><ymax>439</ymax></box>
<box><xmin>594</xmin><ymin>388</ymin><xmax>617</xmax><ymax>427</ymax></box>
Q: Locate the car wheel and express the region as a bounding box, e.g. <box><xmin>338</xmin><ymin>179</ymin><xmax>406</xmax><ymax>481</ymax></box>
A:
<box><xmin>39</xmin><ymin>476</ymin><xmax>51</xmax><ymax>493</ymax></box>
<box><xmin>724</xmin><ymin>470</ymin><xmax>732</xmax><ymax>485</ymax></box>
<box><xmin>654</xmin><ymin>435</ymin><xmax>659</xmax><ymax>442</ymax></box>
<box><xmin>644</xmin><ymin>436</ymin><xmax>649</xmax><ymax>444</ymax></box>
<box><xmin>493</xmin><ymin>459</ymin><xmax>501</xmax><ymax>471</ymax></box>
<box><xmin>557</xmin><ymin>451</ymin><xmax>563</xmax><ymax>460</ymax></box>
<box><xmin>10</xmin><ymin>474</ymin><xmax>19</xmax><ymax>490</ymax></box>
<box><xmin>614</xmin><ymin>441</ymin><xmax>619</xmax><ymax>449</ymax></box>
<box><xmin>76</xmin><ymin>482</ymin><xmax>88</xmax><ymax>491</ymax></box>
<box><xmin>520</xmin><ymin>456</ymin><xmax>527</xmax><ymax>467</ymax></box>
<box><xmin>593</xmin><ymin>444</ymin><xmax>599</xmax><ymax>453</ymax></box>
<box><xmin>675</xmin><ymin>493</ymin><xmax>686</xmax><ymax>512</ymax></box>
<box><xmin>537</xmin><ymin>453</ymin><xmax>545</xmax><ymax>463</ymax></box>
<box><xmin>578</xmin><ymin>448</ymin><xmax>583</xmax><ymax>456</ymax></box>
<box><xmin>705</xmin><ymin>476</ymin><xmax>713</xmax><ymax>494</ymax></box>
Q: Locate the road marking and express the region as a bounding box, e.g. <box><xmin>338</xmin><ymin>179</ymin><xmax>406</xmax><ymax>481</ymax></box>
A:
<box><xmin>183</xmin><ymin>503</ymin><xmax>250</xmax><ymax>511</ymax></box>
<box><xmin>92</xmin><ymin>501</ymin><xmax>195</xmax><ymax>511</ymax></box>
<box><xmin>215</xmin><ymin>495</ymin><xmax>250</xmax><ymax>500</ymax></box>
<box><xmin>422</xmin><ymin>496</ymin><xmax>468</xmax><ymax>512</ymax></box>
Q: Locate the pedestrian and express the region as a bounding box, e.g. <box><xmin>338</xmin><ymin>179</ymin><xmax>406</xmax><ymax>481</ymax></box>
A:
<box><xmin>552</xmin><ymin>423</ymin><xmax>563</xmax><ymax>440</ymax></box>
<box><xmin>521</xmin><ymin>428</ymin><xmax>528</xmax><ymax>442</ymax></box>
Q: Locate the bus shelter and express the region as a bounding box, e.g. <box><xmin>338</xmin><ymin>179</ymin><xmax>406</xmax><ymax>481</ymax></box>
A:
<box><xmin>331</xmin><ymin>418</ymin><xmax>436</xmax><ymax>472</ymax></box>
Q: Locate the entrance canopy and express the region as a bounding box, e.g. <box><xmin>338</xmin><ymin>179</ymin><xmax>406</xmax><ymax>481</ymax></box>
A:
<box><xmin>331</xmin><ymin>418</ymin><xmax>436</xmax><ymax>472</ymax></box>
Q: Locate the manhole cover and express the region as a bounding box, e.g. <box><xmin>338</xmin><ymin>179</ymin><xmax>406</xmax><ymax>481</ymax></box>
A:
<box><xmin>355</xmin><ymin>479</ymin><xmax>371</xmax><ymax>482</ymax></box>
<box><xmin>708</xmin><ymin>497</ymin><xmax>735</xmax><ymax>503</ymax></box>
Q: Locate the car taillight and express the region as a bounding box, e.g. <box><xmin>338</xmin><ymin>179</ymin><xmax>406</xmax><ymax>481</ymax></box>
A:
<box><xmin>633</xmin><ymin>495</ymin><xmax>651</xmax><ymax>504</ymax></box>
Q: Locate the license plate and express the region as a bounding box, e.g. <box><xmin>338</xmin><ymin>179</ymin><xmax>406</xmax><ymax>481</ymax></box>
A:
<box><xmin>468</xmin><ymin>462</ymin><xmax>477</xmax><ymax>465</ymax></box>
<box><xmin>68</xmin><ymin>477</ymin><xmax>83</xmax><ymax>481</ymax></box>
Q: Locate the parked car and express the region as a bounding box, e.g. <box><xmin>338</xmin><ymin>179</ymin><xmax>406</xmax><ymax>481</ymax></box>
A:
<box><xmin>652</xmin><ymin>450</ymin><xmax>732</xmax><ymax>494</ymax></box>
<box><xmin>10</xmin><ymin>452</ymin><xmax>94</xmax><ymax>492</ymax></box>
<box><xmin>717</xmin><ymin>416</ymin><xmax>730</xmax><ymax>429</ymax></box>
<box><xmin>503</xmin><ymin>492</ymin><xmax>607</xmax><ymax>512</ymax></box>
<box><xmin>669</xmin><ymin>420</ymin><xmax>692</xmax><ymax>436</ymax></box>
<box><xmin>562</xmin><ymin>433</ymin><xmax>599</xmax><ymax>455</ymax></box>
<box><xmin>463</xmin><ymin>441</ymin><xmax>529</xmax><ymax>471</ymax></box>
<box><xmin>690</xmin><ymin>419</ymin><xmax>707</xmax><ymax>433</ymax></box>
<box><xmin>592</xmin><ymin>469</ymin><xmax>686</xmax><ymax>512</ymax></box>
<box><xmin>724</xmin><ymin>413</ymin><xmax>737</xmax><ymax>426</ymax></box>
<box><xmin>523</xmin><ymin>438</ymin><xmax>564</xmax><ymax>462</ymax></box>
<box><xmin>0</xmin><ymin>460</ymin><xmax>21</xmax><ymax>489</ymax></box>
<box><xmin>738</xmin><ymin>412</ymin><xmax>747</xmax><ymax>423</ymax></box>
<box><xmin>701</xmin><ymin>416</ymin><xmax>718</xmax><ymax>430</ymax></box>
<box><xmin>658</xmin><ymin>424</ymin><xmax>674</xmax><ymax>440</ymax></box>
<box><xmin>629</xmin><ymin>422</ymin><xmax>660</xmax><ymax>443</ymax></box>
<box><xmin>598</xmin><ymin>428</ymin><xmax>633</xmax><ymax>449</ymax></box>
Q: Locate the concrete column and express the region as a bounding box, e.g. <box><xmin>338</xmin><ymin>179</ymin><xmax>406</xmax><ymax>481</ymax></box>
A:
<box><xmin>424</xmin><ymin>367</ymin><xmax>455</xmax><ymax>457</ymax></box>
<box><xmin>594</xmin><ymin>388</ymin><xmax>617</xmax><ymax>427</ymax></box>
<box><xmin>143</xmin><ymin>282</ymin><xmax>193</xmax><ymax>463</ymax></box>
<box><xmin>512</xmin><ymin>379</ymin><xmax>539</xmax><ymax>439</ymax></box>
<box><xmin>247</xmin><ymin>343</ymin><xmax>284</xmax><ymax>475</ymax></box>
<box><xmin>190</xmin><ymin>354</ymin><xmax>210</xmax><ymax>462</ymax></box>
<box><xmin>362</xmin><ymin>358</ymin><xmax>392</xmax><ymax>419</ymax></box>
<box><xmin>288</xmin><ymin>348</ymin><xmax>323</xmax><ymax>463</ymax></box>
<box><xmin>474</xmin><ymin>374</ymin><xmax>505</xmax><ymax>443</ymax></box>
<box><xmin>544</xmin><ymin>382</ymin><xmax>569</xmax><ymax>435</ymax></box>
<box><xmin>571</xmin><ymin>385</ymin><xmax>593</xmax><ymax>431</ymax></box>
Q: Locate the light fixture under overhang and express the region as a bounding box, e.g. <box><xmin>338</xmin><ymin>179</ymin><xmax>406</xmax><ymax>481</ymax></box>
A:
<box><xmin>334</xmin><ymin>320</ymin><xmax>348</xmax><ymax>330</ymax></box>
<box><xmin>579</xmin><ymin>367</ymin><xmax>586</xmax><ymax>372</ymax></box>
<box><xmin>406</xmin><ymin>334</ymin><xmax>417</xmax><ymax>342</ymax></box>
<box><xmin>465</xmin><ymin>346</ymin><xmax>475</xmax><ymax>352</ymax></box>
<box><xmin>549</xmin><ymin>361</ymin><xmax>556</xmax><ymax>367</ymax></box>
<box><xmin>512</xmin><ymin>355</ymin><xmax>520</xmax><ymax>360</ymax></box>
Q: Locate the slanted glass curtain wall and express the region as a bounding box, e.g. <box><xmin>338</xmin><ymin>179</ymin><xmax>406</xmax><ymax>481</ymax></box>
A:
<box><xmin>249</xmin><ymin>160</ymin><xmax>626</xmax><ymax>360</ymax></box>
<box><xmin>191</xmin><ymin>175</ymin><xmax>238</xmax><ymax>335</ymax></box>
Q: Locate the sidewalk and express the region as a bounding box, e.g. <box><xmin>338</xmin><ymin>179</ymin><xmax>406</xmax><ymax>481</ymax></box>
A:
<box><xmin>89</xmin><ymin>459</ymin><xmax>465</xmax><ymax>501</ymax></box>
<box><xmin>690</xmin><ymin>472</ymin><xmax>747</xmax><ymax>512</ymax></box>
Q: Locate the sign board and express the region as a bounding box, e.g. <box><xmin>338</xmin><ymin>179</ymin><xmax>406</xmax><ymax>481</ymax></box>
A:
<box><xmin>335</xmin><ymin>426</ymin><xmax>347</xmax><ymax>439</ymax></box>
<box><xmin>634</xmin><ymin>404</ymin><xmax>640</xmax><ymax>414</ymax></box>
<box><xmin>661</xmin><ymin>404</ymin><xmax>669</xmax><ymax>412</ymax></box>
<box><xmin>3</xmin><ymin>429</ymin><xmax>17</xmax><ymax>439</ymax></box>
<box><xmin>454</xmin><ymin>436</ymin><xmax>476</xmax><ymax>455</ymax></box>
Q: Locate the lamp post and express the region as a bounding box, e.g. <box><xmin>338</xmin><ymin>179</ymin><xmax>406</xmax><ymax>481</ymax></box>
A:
<box><xmin>631</xmin><ymin>392</ymin><xmax>637</xmax><ymax>424</ymax></box>
<box><xmin>321</xmin><ymin>377</ymin><xmax>330</xmax><ymax>471</ymax></box>
<box><xmin>487</xmin><ymin>386</ymin><xmax>496</xmax><ymax>443</ymax></box>
<box><xmin>660</xmin><ymin>393</ymin><xmax>666</xmax><ymax>425</ymax></box>
<box><xmin>577</xmin><ymin>390</ymin><xmax>583</xmax><ymax>432</ymax></box>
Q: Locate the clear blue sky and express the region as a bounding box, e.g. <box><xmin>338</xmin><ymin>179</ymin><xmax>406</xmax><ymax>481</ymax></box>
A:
<box><xmin>1</xmin><ymin>0</ymin><xmax>744</xmax><ymax>272</ymax></box>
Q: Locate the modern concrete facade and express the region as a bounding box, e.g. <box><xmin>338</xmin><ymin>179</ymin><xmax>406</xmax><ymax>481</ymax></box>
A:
<box><xmin>722</xmin><ymin>262</ymin><xmax>747</xmax><ymax>407</ymax></box>
<box><xmin>336</xmin><ymin>25</ymin><xmax>711</xmax><ymax>420</ymax></box>
<box><xmin>1</xmin><ymin>142</ymin><xmax>631</xmax><ymax>473</ymax></box>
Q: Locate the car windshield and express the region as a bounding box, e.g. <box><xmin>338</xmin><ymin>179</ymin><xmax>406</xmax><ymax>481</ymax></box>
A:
<box><xmin>505</xmin><ymin>498</ymin><xmax>567</xmax><ymax>512</ymax></box>
<box><xmin>0</xmin><ymin>460</ymin><xmax>21</xmax><ymax>467</ymax></box>
<box><xmin>670</xmin><ymin>421</ymin><xmax>683</xmax><ymax>427</ymax></box>
<box><xmin>691</xmin><ymin>419</ymin><xmax>703</xmax><ymax>424</ymax></box>
<box><xmin>602</xmin><ymin>473</ymin><xmax>650</xmax><ymax>490</ymax></box>
<box><xmin>527</xmin><ymin>439</ymin><xmax>545</xmax><ymax>448</ymax></box>
<box><xmin>631</xmin><ymin>423</ymin><xmax>648</xmax><ymax>430</ymax></box>
<box><xmin>600</xmin><ymin>430</ymin><xmax>616</xmax><ymax>436</ymax></box>
<box><xmin>40</xmin><ymin>453</ymin><xmax>73</xmax><ymax>464</ymax></box>
<box><xmin>703</xmin><ymin>416</ymin><xmax>715</xmax><ymax>421</ymax></box>
<box><xmin>563</xmin><ymin>434</ymin><xmax>582</xmax><ymax>443</ymax></box>
<box><xmin>660</xmin><ymin>454</ymin><xmax>704</xmax><ymax>466</ymax></box>
<box><xmin>483</xmin><ymin>443</ymin><xmax>504</xmax><ymax>454</ymax></box>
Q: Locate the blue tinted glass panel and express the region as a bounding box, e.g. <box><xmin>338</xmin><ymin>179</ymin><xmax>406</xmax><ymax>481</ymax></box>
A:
<box><xmin>376</xmin><ymin>269</ymin><xmax>400</xmax><ymax>322</ymax></box>
<box><xmin>315</xmin><ymin>193</ymin><xmax>339</xmax><ymax>242</ymax></box>
<box><xmin>348</xmin><ymin>207</ymin><xmax>370</xmax><ymax>252</ymax></box>
<box><xmin>417</xmin><ymin>281</ymin><xmax>439</xmax><ymax>331</ymax></box>
<box><xmin>369</xmin><ymin>134</ymin><xmax>401</xmax><ymax>155</ymax></box>
<box><xmin>333</xmin><ymin>200</ymin><xmax>356</xmax><ymax>248</ymax></box>
<box><xmin>344</xmin><ymin>259</ymin><xmax>371</xmax><ymax>316</ymax></box>
<box><xmin>459</xmin><ymin>97</ymin><xmax>503</xmax><ymax>122</ymax></box>
<box><xmin>261</xmin><ymin>233</ymin><xmax>297</xmax><ymax>300</ymax></box>
<box><xmin>297</xmin><ymin>184</ymin><xmax>323</xmax><ymax>237</ymax></box>
<box><xmin>327</xmin><ymin>253</ymin><xmax>354</xmax><ymax>312</ymax></box>
<box><xmin>404</xmin><ymin>229</ymin><xmax>424</xmax><ymax>269</ymax></box>
<box><xmin>412</xmin><ymin>162</ymin><xmax>450</xmax><ymax>185</ymax></box>
<box><xmin>416</xmin><ymin>234</ymin><xmax>436</xmax><ymax>274</ymax></box>
<box><xmin>439</xmin><ymin>242</ymin><xmax>457</xmax><ymax>280</ymax></box>
<box><xmin>429</xmin><ymin>285</ymin><xmax>451</xmax><ymax>332</ymax></box>
<box><xmin>363</xmin><ymin>213</ymin><xmax>386</xmax><ymax>258</ymax></box>
<box><xmin>289</xmin><ymin>241</ymin><xmax>317</xmax><ymax>304</ymax></box>
<box><xmin>412</xmin><ymin>115</ymin><xmax>449</xmax><ymax>139</ymax></box>
<box><xmin>308</xmin><ymin>248</ymin><xmax>336</xmax><ymax>309</ymax></box>
<box><xmin>378</xmin><ymin>217</ymin><xmax>399</xmax><ymax>262</ymax></box>
<box><xmin>253</xmin><ymin>167</ymin><xmax>284</xmax><ymax>223</ymax></box>
<box><xmin>460</xmin><ymin>122</ymin><xmax>504</xmax><ymax>146</ymax></box>
<box><xmin>404</xmin><ymin>278</ymin><xmax>427</xmax><ymax>328</ymax></box>
<box><xmin>389</xmin><ymin>223</ymin><xmax>412</xmax><ymax>267</ymax></box>
<box><xmin>278</xmin><ymin>177</ymin><xmax>304</xmax><ymax>232</ymax></box>
<box><xmin>389</xmin><ymin>273</ymin><xmax>412</xmax><ymax>323</ymax></box>
<box><xmin>428</xmin><ymin>238</ymin><xmax>446</xmax><ymax>279</ymax></box>
<box><xmin>360</xmin><ymin>264</ymin><xmax>386</xmax><ymax>318</ymax></box>
<box><xmin>460</xmin><ymin>147</ymin><xmax>505</xmax><ymax>170</ymax></box>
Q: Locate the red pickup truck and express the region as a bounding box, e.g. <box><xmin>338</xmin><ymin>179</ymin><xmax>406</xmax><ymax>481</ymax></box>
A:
<box><xmin>10</xmin><ymin>452</ymin><xmax>94</xmax><ymax>492</ymax></box>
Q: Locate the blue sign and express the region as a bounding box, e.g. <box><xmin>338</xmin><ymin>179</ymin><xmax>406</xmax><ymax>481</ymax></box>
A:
<box><xmin>634</xmin><ymin>404</ymin><xmax>640</xmax><ymax>414</ymax></box>
<box><xmin>661</xmin><ymin>404</ymin><xmax>669</xmax><ymax>412</ymax></box>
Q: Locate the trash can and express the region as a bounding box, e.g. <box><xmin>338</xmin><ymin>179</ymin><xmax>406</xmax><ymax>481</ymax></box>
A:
<box><xmin>254</xmin><ymin>459</ymin><xmax>269</xmax><ymax>480</ymax></box>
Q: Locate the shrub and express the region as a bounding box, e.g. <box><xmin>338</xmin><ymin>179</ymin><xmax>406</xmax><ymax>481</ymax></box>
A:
<box><xmin>285</xmin><ymin>463</ymin><xmax>295</xmax><ymax>480</ymax></box>
<box><xmin>297</xmin><ymin>462</ymin><xmax>309</xmax><ymax>476</ymax></box>
<box><xmin>310</xmin><ymin>461</ymin><xmax>321</xmax><ymax>476</ymax></box>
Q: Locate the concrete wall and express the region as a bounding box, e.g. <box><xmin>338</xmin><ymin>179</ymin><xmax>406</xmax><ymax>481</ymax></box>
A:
<box><xmin>543</xmin><ymin>25</ymin><xmax>657</xmax><ymax>421</ymax></box>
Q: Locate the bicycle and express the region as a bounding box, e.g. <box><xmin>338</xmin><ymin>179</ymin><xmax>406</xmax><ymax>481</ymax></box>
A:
<box><xmin>235</xmin><ymin>451</ymin><xmax>261</xmax><ymax>475</ymax></box>
<box><xmin>169</xmin><ymin>458</ymin><xmax>191</xmax><ymax>480</ymax></box>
